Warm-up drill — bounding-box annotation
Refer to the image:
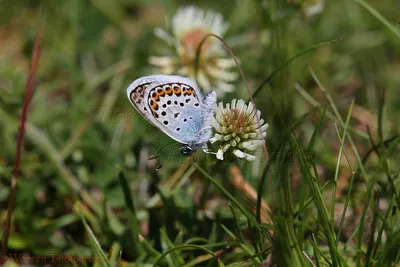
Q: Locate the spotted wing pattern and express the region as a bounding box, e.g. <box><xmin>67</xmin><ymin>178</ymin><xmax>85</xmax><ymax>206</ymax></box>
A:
<box><xmin>147</xmin><ymin>83</ymin><xmax>198</xmax><ymax>119</ymax></box>
<box><xmin>145</xmin><ymin>82</ymin><xmax>204</xmax><ymax>144</ymax></box>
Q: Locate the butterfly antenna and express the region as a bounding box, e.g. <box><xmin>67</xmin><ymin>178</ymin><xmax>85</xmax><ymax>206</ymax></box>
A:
<box><xmin>148</xmin><ymin>154</ymin><xmax>159</xmax><ymax>160</ymax></box>
<box><xmin>155</xmin><ymin>163</ymin><xmax>164</xmax><ymax>171</ymax></box>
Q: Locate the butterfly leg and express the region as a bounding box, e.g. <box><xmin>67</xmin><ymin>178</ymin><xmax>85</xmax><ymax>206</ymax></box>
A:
<box><xmin>202</xmin><ymin>143</ymin><xmax>216</xmax><ymax>155</ymax></box>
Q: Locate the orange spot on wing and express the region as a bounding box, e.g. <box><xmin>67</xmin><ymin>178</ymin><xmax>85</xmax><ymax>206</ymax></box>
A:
<box><xmin>173</xmin><ymin>86</ymin><xmax>181</xmax><ymax>94</ymax></box>
<box><xmin>151</xmin><ymin>102</ymin><xmax>159</xmax><ymax>110</ymax></box>
<box><xmin>158</xmin><ymin>89</ymin><xmax>165</xmax><ymax>97</ymax></box>
<box><xmin>184</xmin><ymin>88</ymin><xmax>195</xmax><ymax>96</ymax></box>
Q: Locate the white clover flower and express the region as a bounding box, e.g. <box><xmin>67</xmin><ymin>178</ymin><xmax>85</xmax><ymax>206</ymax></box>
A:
<box><xmin>149</xmin><ymin>6</ymin><xmax>238</xmax><ymax>96</ymax></box>
<box><xmin>209</xmin><ymin>99</ymin><xmax>268</xmax><ymax>161</ymax></box>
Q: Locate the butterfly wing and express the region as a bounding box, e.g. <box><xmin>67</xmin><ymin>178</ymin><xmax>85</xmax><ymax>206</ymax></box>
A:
<box><xmin>126</xmin><ymin>75</ymin><xmax>159</xmax><ymax>127</ymax></box>
<box><xmin>127</xmin><ymin>75</ymin><xmax>216</xmax><ymax>145</ymax></box>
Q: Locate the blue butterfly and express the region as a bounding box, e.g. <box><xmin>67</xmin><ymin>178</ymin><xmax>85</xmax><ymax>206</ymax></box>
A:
<box><xmin>126</xmin><ymin>74</ymin><xmax>216</xmax><ymax>156</ymax></box>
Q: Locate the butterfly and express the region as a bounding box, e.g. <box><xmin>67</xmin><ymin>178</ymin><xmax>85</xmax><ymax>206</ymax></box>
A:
<box><xmin>126</xmin><ymin>74</ymin><xmax>217</xmax><ymax>156</ymax></box>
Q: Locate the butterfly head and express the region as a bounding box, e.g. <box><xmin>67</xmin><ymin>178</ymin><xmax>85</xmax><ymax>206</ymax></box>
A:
<box><xmin>181</xmin><ymin>144</ymin><xmax>195</xmax><ymax>156</ymax></box>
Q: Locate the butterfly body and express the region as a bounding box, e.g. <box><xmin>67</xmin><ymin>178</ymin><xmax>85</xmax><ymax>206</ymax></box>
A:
<box><xmin>127</xmin><ymin>75</ymin><xmax>217</xmax><ymax>153</ymax></box>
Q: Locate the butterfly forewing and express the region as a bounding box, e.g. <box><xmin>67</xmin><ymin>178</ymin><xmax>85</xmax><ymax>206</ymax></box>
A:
<box><xmin>146</xmin><ymin>82</ymin><xmax>204</xmax><ymax>144</ymax></box>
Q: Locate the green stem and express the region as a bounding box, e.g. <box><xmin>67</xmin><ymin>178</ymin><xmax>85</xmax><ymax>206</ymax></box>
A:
<box><xmin>194</xmin><ymin>164</ymin><xmax>273</xmax><ymax>242</ymax></box>
<box><xmin>252</xmin><ymin>39</ymin><xmax>342</xmax><ymax>98</ymax></box>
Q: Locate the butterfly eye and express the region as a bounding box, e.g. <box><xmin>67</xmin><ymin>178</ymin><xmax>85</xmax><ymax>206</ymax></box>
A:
<box><xmin>181</xmin><ymin>145</ymin><xmax>193</xmax><ymax>156</ymax></box>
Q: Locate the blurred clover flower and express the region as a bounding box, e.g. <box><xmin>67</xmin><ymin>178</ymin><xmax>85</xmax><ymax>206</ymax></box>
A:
<box><xmin>302</xmin><ymin>0</ymin><xmax>325</xmax><ymax>17</ymax></box>
<box><xmin>149</xmin><ymin>6</ymin><xmax>238</xmax><ymax>96</ymax></box>
<box><xmin>209</xmin><ymin>99</ymin><xmax>268</xmax><ymax>161</ymax></box>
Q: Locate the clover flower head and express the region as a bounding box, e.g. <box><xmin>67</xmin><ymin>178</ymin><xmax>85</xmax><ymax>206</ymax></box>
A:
<box><xmin>209</xmin><ymin>99</ymin><xmax>268</xmax><ymax>161</ymax></box>
<box><xmin>149</xmin><ymin>6</ymin><xmax>238</xmax><ymax>96</ymax></box>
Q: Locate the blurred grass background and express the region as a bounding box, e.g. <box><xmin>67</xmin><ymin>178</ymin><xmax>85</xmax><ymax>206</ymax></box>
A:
<box><xmin>1</xmin><ymin>0</ymin><xmax>400</xmax><ymax>266</ymax></box>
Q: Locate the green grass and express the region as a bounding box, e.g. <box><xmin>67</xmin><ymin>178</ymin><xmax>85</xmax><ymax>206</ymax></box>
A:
<box><xmin>1</xmin><ymin>0</ymin><xmax>400</xmax><ymax>266</ymax></box>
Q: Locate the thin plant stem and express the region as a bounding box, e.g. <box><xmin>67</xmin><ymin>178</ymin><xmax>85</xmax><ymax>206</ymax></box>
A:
<box><xmin>252</xmin><ymin>39</ymin><xmax>342</xmax><ymax>98</ymax></box>
<box><xmin>331</xmin><ymin>100</ymin><xmax>354</xmax><ymax>234</ymax></box>
<box><xmin>308</xmin><ymin>67</ymin><xmax>369</xmax><ymax>181</ymax></box>
<box><xmin>1</xmin><ymin>12</ymin><xmax>45</xmax><ymax>257</ymax></box>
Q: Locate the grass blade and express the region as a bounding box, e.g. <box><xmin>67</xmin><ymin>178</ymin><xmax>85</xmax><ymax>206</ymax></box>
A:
<box><xmin>291</xmin><ymin>135</ymin><xmax>348</xmax><ymax>267</ymax></box>
<box><xmin>153</xmin><ymin>245</ymin><xmax>219</xmax><ymax>267</ymax></box>
<box><xmin>193</xmin><ymin>164</ymin><xmax>273</xmax><ymax>242</ymax></box>
<box><xmin>352</xmin><ymin>0</ymin><xmax>400</xmax><ymax>39</ymax></box>
<box><xmin>118</xmin><ymin>170</ymin><xmax>144</xmax><ymax>258</ymax></box>
<box><xmin>77</xmin><ymin>203</ymin><xmax>112</xmax><ymax>267</ymax></box>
